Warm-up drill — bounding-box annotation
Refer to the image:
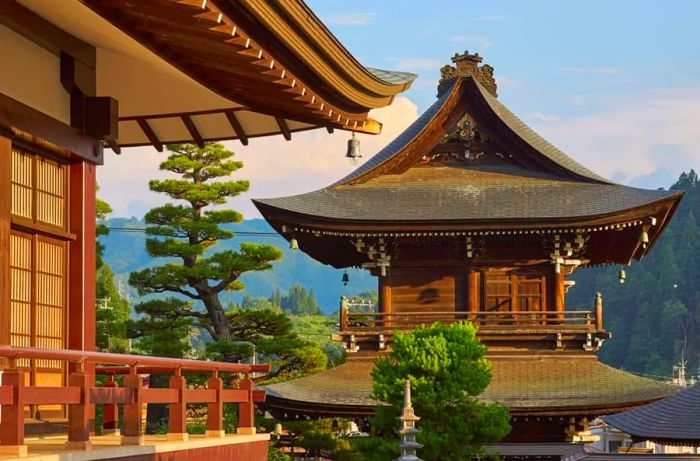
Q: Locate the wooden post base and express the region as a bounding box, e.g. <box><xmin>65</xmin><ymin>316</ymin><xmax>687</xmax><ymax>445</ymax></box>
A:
<box><xmin>0</xmin><ymin>445</ymin><xmax>28</xmax><ymax>457</ymax></box>
<box><xmin>167</xmin><ymin>432</ymin><xmax>189</xmax><ymax>441</ymax></box>
<box><xmin>121</xmin><ymin>435</ymin><xmax>144</xmax><ymax>446</ymax></box>
<box><xmin>236</xmin><ymin>427</ymin><xmax>256</xmax><ymax>435</ymax></box>
<box><xmin>206</xmin><ymin>430</ymin><xmax>226</xmax><ymax>438</ymax></box>
<box><xmin>102</xmin><ymin>428</ymin><xmax>121</xmax><ymax>436</ymax></box>
<box><xmin>65</xmin><ymin>440</ymin><xmax>92</xmax><ymax>451</ymax></box>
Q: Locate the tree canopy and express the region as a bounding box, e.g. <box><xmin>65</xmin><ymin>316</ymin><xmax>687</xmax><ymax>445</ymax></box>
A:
<box><xmin>370</xmin><ymin>322</ymin><xmax>510</xmax><ymax>461</ymax></box>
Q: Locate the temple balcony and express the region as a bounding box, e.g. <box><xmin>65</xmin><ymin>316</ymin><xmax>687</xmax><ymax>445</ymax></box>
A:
<box><xmin>0</xmin><ymin>346</ymin><xmax>269</xmax><ymax>460</ymax></box>
<box><xmin>333</xmin><ymin>295</ymin><xmax>610</xmax><ymax>354</ymax></box>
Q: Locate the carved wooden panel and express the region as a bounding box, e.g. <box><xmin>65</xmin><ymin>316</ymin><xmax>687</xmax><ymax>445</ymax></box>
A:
<box><xmin>482</xmin><ymin>269</ymin><xmax>547</xmax><ymax>313</ymax></box>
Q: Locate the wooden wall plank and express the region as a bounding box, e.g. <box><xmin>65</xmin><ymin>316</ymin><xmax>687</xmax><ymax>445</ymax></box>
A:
<box><xmin>0</xmin><ymin>136</ymin><xmax>11</xmax><ymax>344</ymax></box>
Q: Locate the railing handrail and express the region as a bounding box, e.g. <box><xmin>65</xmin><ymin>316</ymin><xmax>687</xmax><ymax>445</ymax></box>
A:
<box><xmin>0</xmin><ymin>345</ymin><xmax>270</xmax><ymax>374</ymax></box>
<box><xmin>346</xmin><ymin>310</ymin><xmax>593</xmax><ymax>317</ymax></box>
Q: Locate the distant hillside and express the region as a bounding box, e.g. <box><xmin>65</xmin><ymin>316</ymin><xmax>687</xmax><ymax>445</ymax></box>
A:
<box><xmin>100</xmin><ymin>218</ymin><xmax>375</xmax><ymax>312</ymax></box>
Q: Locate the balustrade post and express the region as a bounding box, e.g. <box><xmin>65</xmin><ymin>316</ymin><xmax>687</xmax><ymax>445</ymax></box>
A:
<box><xmin>121</xmin><ymin>368</ymin><xmax>144</xmax><ymax>446</ymax></box>
<box><xmin>168</xmin><ymin>369</ymin><xmax>188</xmax><ymax>441</ymax></box>
<box><xmin>595</xmin><ymin>292</ymin><xmax>604</xmax><ymax>331</ymax></box>
<box><xmin>206</xmin><ymin>371</ymin><xmax>224</xmax><ymax>438</ymax></box>
<box><xmin>102</xmin><ymin>374</ymin><xmax>119</xmax><ymax>435</ymax></box>
<box><xmin>0</xmin><ymin>366</ymin><xmax>27</xmax><ymax>457</ymax></box>
<box><xmin>66</xmin><ymin>363</ymin><xmax>92</xmax><ymax>450</ymax></box>
<box><xmin>236</xmin><ymin>377</ymin><xmax>256</xmax><ymax>435</ymax></box>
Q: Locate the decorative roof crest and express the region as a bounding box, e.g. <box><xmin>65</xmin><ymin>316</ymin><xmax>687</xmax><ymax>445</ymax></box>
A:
<box><xmin>438</xmin><ymin>50</ymin><xmax>497</xmax><ymax>98</ymax></box>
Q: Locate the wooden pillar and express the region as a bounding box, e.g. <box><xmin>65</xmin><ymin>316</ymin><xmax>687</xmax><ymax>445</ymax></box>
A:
<box><xmin>68</xmin><ymin>160</ymin><xmax>97</xmax><ymax>429</ymax></box>
<box><xmin>168</xmin><ymin>372</ymin><xmax>188</xmax><ymax>441</ymax></box>
<box><xmin>206</xmin><ymin>373</ymin><xmax>224</xmax><ymax>438</ymax></box>
<box><xmin>0</xmin><ymin>368</ymin><xmax>27</xmax><ymax>456</ymax></box>
<box><xmin>66</xmin><ymin>368</ymin><xmax>92</xmax><ymax>450</ymax></box>
<box><xmin>68</xmin><ymin>160</ymin><xmax>96</xmax><ymax>352</ymax></box>
<box><xmin>467</xmin><ymin>270</ymin><xmax>479</xmax><ymax>313</ymax></box>
<box><xmin>554</xmin><ymin>270</ymin><xmax>565</xmax><ymax>323</ymax></box>
<box><xmin>0</xmin><ymin>136</ymin><xmax>10</xmax><ymax>346</ymax></box>
<box><xmin>236</xmin><ymin>378</ymin><xmax>256</xmax><ymax>435</ymax></box>
<box><xmin>379</xmin><ymin>274</ymin><xmax>392</xmax><ymax>328</ymax></box>
<box><xmin>121</xmin><ymin>371</ymin><xmax>144</xmax><ymax>446</ymax></box>
<box><xmin>102</xmin><ymin>375</ymin><xmax>119</xmax><ymax>435</ymax></box>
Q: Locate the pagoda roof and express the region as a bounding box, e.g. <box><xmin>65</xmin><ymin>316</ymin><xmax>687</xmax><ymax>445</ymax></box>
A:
<box><xmin>15</xmin><ymin>0</ymin><xmax>415</xmax><ymax>152</ymax></box>
<box><xmin>263</xmin><ymin>356</ymin><xmax>677</xmax><ymax>418</ymax></box>
<box><xmin>254</xmin><ymin>75</ymin><xmax>681</xmax><ymax>229</ymax></box>
<box><xmin>603</xmin><ymin>384</ymin><xmax>700</xmax><ymax>446</ymax></box>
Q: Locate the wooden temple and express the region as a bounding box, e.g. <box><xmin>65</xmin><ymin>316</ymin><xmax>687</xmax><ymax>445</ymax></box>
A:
<box><xmin>255</xmin><ymin>51</ymin><xmax>684</xmax><ymax>443</ymax></box>
<box><xmin>0</xmin><ymin>1</ymin><xmax>412</xmax><ymax>459</ymax></box>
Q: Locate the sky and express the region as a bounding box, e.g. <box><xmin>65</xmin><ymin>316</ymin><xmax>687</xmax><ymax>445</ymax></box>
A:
<box><xmin>99</xmin><ymin>0</ymin><xmax>700</xmax><ymax>219</ymax></box>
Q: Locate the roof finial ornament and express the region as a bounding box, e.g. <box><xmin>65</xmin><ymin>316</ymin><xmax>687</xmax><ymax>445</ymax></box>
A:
<box><xmin>438</xmin><ymin>50</ymin><xmax>497</xmax><ymax>98</ymax></box>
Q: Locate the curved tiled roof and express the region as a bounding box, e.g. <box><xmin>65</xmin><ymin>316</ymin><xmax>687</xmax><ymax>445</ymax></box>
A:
<box><xmin>255</xmin><ymin>165</ymin><xmax>679</xmax><ymax>223</ymax></box>
<box><xmin>366</xmin><ymin>68</ymin><xmax>419</xmax><ymax>85</ymax></box>
<box><xmin>264</xmin><ymin>356</ymin><xmax>677</xmax><ymax>415</ymax></box>
<box><xmin>603</xmin><ymin>384</ymin><xmax>700</xmax><ymax>445</ymax></box>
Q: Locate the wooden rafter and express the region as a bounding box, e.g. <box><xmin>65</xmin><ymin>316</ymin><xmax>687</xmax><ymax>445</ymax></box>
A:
<box><xmin>275</xmin><ymin>116</ymin><xmax>291</xmax><ymax>141</ymax></box>
<box><xmin>136</xmin><ymin>119</ymin><xmax>163</xmax><ymax>152</ymax></box>
<box><xmin>224</xmin><ymin>110</ymin><xmax>249</xmax><ymax>145</ymax></box>
<box><xmin>105</xmin><ymin>139</ymin><xmax>121</xmax><ymax>155</ymax></box>
<box><xmin>180</xmin><ymin>115</ymin><xmax>204</xmax><ymax>148</ymax></box>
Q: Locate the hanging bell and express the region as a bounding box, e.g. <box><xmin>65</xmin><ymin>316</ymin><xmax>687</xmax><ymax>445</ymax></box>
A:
<box><xmin>342</xmin><ymin>269</ymin><xmax>350</xmax><ymax>286</ymax></box>
<box><xmin>618</xmin><ymin>268</ymin><xmax>626</xmax><ymax>284</ymax></box>
<box><xmin>346</xmin><ymin>132</ymin><xmax>361</xmax><ymax>160</ymax></box>
<box><xmin>289</xmin><ymin>238</ymin><xmax>299</xmax><ymax>250</ymax></box>
<box><xmin>639</xmin><ymin>228</ymin><xmax>649</xmax><ymax>248</ymax></box>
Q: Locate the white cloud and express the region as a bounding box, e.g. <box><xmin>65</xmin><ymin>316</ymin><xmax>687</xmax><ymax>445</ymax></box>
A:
<box><xmin>387</xmin><ymin>57</ymin><xmax>443</xmax><ymax>72</ymax></box>
<box><xmin>323</xmin><ymin>12</ymin><xmax>375</xmax><ymax>25</ymax></box>
<box><xmin>98</xmin><ymin>97</ymin><xmax>420</xmax><ymax>219</ymax></box>
<box><xmin>526</xmin><ymin>112</ymin><xmax>559</xmax><ymax>122</ymax></box>
<box><xmin>450</xmin><ymin>34</ymin><xmax>493</xmax><ymax>50</ymax></box>
<box><xmin>557</xmin><ymin>67</ymin><xmax>621</xmax><ymax>75</ymax></box>
<box><xmin>473</xmin><ymin>15</ymin><xmax>506</xmax><ymax>22</ymax></box>
<box><xmin>495</xmin><ymin>75</ymin><xmax>518</xmax><ymax>89</ymax></box>
<box><xmin>528</xmin><ymin>86</ymin><xmax>700</xmax><ymax>186</ymax></box>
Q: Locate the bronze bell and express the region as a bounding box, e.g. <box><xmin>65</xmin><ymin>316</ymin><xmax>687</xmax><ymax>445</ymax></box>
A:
<box><xmin>289</xmin><ymin>238</ymin><xmax>299</xmax><ymax>250</ymax></box>
<box><xmin>342</xmin><ymin>269</ymin><xmax>350</xmax><ymax>286</ymax></box>
<box><xmin>346</xmin><ymin>132</ymin><xmax>361</xmax><ymax>160</ymax></box>
<box><xmin>618</xmin><ymin>268</ymin><xmax>626</xmax><ymax>284</ymax></box>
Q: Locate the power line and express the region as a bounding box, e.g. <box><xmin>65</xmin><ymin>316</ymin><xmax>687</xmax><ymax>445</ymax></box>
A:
<box><xmin>107</xmin><ymin>226</ymin><xmax>283</xmax><ymax>237</ymax></box>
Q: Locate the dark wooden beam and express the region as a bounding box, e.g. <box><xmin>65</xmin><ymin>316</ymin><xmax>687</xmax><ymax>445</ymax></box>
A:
<box><xmin>275</xmin><ymin>116</ymin><xmax>292</xmax><ymax>141</ymax></box>
<box><xmin>105</xmin><ymin>139</ymin><xmax>121</xmax><ymax>155</ymax></box>
<box><xmin>180</xmin><ymin>115</ymin><xmax>205</xmax><ymax>148</ymax></box>
<box><xmin>224</xmin><ymin>110</ymin><xmax>249</xmax><ymax>145</ymax></box>
<box><xmin>0</xmin><ymin>1</ymin><xmax>95</xmax><ymax>68</ymax></box>
<box><xmin>136</xmin><ymin>119</ymin><xmax>163</xmax><ymax>152</ymax></box>
<box><xmin>326</xmin><ymin>126</ymin><xmax>334</xmax><ymax>134</ymax></box>
<box><xmin>0</xmin><ymin>93</ymin><xmax>102</xmax><ymax>164</ymax></box>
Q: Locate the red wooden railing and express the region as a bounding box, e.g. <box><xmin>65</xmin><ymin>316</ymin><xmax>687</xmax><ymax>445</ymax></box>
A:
<box><xmin>0</xmin><ymin>345</ymin><xmax>269</xmax><ymax>455</ymax></box>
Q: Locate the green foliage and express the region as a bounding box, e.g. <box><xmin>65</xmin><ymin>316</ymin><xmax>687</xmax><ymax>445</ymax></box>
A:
<box><xmin>299</xmin><ymin>431</ymin><xmax>337</xmax><ymax>457</ymax></box>
<box><xmin>128</xmin><ymin>298</ymin><xmax>194</xmax><ymax>358</ymax></box>
<box><xmin>280</xmin><ymin>283</ymin><xmax>320</xmax><ymax>315</ymax></box>
<box><xmin>370</xmin><ymin>322</ymin><xmax>510</xmax><ymax>461</ymax></box>
<box><xmin>96</xmin><ymin>187</ymin><xmax>113</xmax><ymax>270</ymax></box>
<box><xmin>95</xmin><ymin>264</ymin><xmax>130</xmax><ymax>352</ymax></box>
<box><xmin>569</xmin><ymin>170</ymin><xmax>700</xmax><ymax>378</ymax></box>
<box><xmin>267</xmin><ymin>446</ymin><xmax>292</xmax><ymax>461</ymax></box>
<box><xmin>128</xmin><ymin>143</ymin><xmax>283</xmax><ymax>358</ymax></box>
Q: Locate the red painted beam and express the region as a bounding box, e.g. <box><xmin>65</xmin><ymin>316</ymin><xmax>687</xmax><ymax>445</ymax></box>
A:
<box><xmin>24</xmin><ymin>386</ymin><xmax>81</xmax><ymax>405</ymax></box>
<box><xmin>142</xmin><ymin>388</ymin><xmax>179</xmax><ymax>404</ymax></box>
<box><xmin>90</xmin><ymin>387</ymin><xmax>134</xmax><ymax>405</ymax></box>
<box><xmin>221</xmin><ymin>389</ymin><xmax>248</xmax><ymax>403</ymax></box>
<box><xmin>185</xmin><ymin>388</ymin><xmax>217</xmax><ymax>403</ymax></box>
<box><xmin>0</xmin><ymin>385</ymin><xmax>13</xmax><ymax>405</ymax></box>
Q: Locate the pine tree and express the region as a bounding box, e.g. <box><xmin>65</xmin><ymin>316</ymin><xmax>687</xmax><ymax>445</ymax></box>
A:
<box><xmin>95</xmin><ymin>265</ymin><xmax>131</xmax><ymax>352</ymax></box>
<box><xmin>128</xmin><ymin>143</ymin><xmax>283</xmax><ymax>360</ymax></box>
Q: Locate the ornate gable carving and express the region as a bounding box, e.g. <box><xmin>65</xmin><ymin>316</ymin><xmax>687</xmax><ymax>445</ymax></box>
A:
<box><xmin>438</xmin><ymin>51</ymin><xmax>497</xmax><ymax>98</ymax></box>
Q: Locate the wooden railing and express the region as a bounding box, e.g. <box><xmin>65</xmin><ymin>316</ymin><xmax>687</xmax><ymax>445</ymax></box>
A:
<box><xmin>0</xmin><ymin>345</ymin><xmax>269</xmax><ymax>456</ymax></box>
<box><xmin>339</xmin><ymin>309</ymin><xmax>601</xmax><ymax>333</ymax></box>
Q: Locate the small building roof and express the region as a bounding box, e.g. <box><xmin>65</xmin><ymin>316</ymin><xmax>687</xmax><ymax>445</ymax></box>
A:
<box><xmin>603</xmin><ymin>384</ymin><xmax>700</xmax><ymax>447</ymax></box>
<box><xmin>263</xmin><ymin>356</ymin><xmax>677</xmax><ymax>418</ymax></box>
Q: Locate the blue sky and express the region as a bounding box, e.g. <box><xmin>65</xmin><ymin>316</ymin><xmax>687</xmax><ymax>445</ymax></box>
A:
<box><xmin>101</xmin><ymin>1</ymin><xmax>700</xmax><ymax>218</ymax></box>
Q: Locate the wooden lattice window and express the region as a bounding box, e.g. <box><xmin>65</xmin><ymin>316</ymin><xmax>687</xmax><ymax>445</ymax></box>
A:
<box><xmin>10</xmin><ymin>149</ymin><xmax>67</xmax><ymax>230</ymax></box>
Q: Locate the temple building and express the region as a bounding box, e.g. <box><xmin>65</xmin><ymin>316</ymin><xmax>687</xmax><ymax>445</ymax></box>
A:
<box><xmin>0</xmin><ymin>1</ymin><xmax>412</xmax><ymax>459</ymax></box>
<box><xmin>255</xmin><ymin>52</ymin><xmax>684</xmax><ymax>443</ymax></box>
